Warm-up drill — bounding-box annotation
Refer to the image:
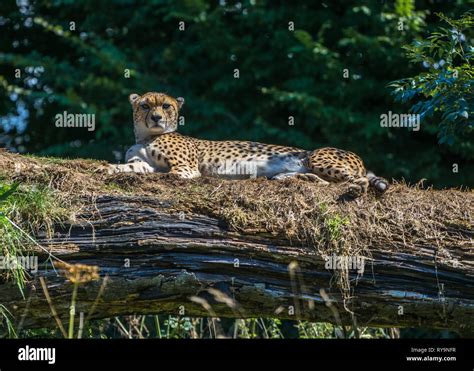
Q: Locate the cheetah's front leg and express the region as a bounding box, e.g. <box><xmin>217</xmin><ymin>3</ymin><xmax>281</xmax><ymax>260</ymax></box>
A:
<box><xmin>109</xmin><ymin>161</ymin><xmax>155</xmax><ymax>174</ymax></box>
<box><xmin>108</xmin><ymin>144</ymin><xmax>156</xmax><ymax>174</ymax></box>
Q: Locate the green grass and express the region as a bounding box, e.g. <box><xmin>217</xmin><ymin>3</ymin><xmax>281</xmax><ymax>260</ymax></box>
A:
<box><xmin>0</xmin><ymin>182</ymin><xmax>67</xmax><ymax>236</ymax></box>
<box><xmin>324</xmin><ymin>214</ymin><xmax>350</xmax><ymax>242</ymax></box>
<box><xmin>0</xmin><ymin>181</ymin><xmax>69</xmax><ymax>299</ymax></box>
<box><xmin>0</xmin><ymin>304</ymin><xmax>16</xmax><ymax>338</ymax></box>
<box><xmin>0</xmin><ymin>180</ymin><xmax>71</xmax><ymax>338</ymax></box>
<box><xmin>17</xmin><ymin>315</ymin><xmax>391</xmax><ymax>339</ymax></box>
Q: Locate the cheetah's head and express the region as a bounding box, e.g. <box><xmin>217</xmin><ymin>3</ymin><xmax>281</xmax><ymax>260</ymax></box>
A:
<box><xmin>129</xmin><ymin>92</ymin><xmax>184</xmax><ymax>137</ymax></box>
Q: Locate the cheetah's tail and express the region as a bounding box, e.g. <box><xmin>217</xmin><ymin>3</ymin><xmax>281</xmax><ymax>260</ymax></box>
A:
<box><xmin>366</xmin><ymin>171</ymin><xmax>389</xmax><ymax>194</ymax></box>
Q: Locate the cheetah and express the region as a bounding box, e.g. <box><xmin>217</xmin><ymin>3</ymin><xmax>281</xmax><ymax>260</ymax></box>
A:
<box><xmin>109</xmin><ymin>92</ymin><xmax>389</xmax><ymax>195</ymax></box>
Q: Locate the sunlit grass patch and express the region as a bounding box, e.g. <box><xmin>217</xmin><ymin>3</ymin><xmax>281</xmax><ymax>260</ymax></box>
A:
<box><xmin>0</xmin><ymin>181</ymin><xmax>69</xmax><ymax>293</ymax></box>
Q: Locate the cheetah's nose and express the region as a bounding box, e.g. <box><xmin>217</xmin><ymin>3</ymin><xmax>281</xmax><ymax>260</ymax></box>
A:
<box><xmin>151</xmin><ymin>114</ymin><xmax>162</xmax><ymax>123</ymax></box>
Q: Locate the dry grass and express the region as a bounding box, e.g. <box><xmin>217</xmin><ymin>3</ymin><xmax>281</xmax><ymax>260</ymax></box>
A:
<box><xmin>1</xmin><ymin>149</ymin><xmax>472</xmax><ymax>289</ymax></box>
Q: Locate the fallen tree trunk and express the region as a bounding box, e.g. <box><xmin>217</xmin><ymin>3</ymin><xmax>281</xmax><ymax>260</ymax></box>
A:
<box><xmin>0</xmin><ymin>151</ymin><xmax>473</xmax><ymax>334</ymax></box>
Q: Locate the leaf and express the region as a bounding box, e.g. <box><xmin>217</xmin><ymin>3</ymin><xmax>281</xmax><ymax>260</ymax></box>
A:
<box><xmin>0</xmin><ymin>182</ymin><xmax>20</xmax><ymax>204</ymax></box>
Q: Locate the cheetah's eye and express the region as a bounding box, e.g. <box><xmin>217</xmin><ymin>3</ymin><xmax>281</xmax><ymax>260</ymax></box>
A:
<box><xmin>162</xmin><ymin>103</ymin><xmax>171</xmax><ymax>109</ymax></box>
<box><xmin>140</xmin><ymin>103</ymin><xmax>150</xmax><ymax>110</ymax></box>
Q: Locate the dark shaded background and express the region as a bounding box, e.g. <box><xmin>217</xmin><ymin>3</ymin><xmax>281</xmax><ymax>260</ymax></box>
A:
<box><xmin>0</xmin><ymin>0</ymin><xmax>472</xmax><ymax>187</ymax></box>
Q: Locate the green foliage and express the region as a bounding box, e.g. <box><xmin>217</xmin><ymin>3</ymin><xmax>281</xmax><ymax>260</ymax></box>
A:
<box><xmin>325</xmin><ymin>214</ymin><xmax>349</xmax><ymax>242</ymax></box>
<box><xmin>15</xmin><ymin>315</ymin><xmax>392</xmax><ymax>339</ymax></box>
<box><xmin>14</xmin><ymin>314</ymin><xmax>460</xmax><ymax>339</ymax></box>
<box><xmin>1</xmin><ymin>183</ymin><xmax>65</xmax><ymax>235</ymax></box>
<box><xmin>0</xmin><ymin>180</ymin><xmax>65</xmax><ymax>294</ymax></box>
<box><xmin>0</xmin><ymin>304</ymin><xmax>16</xmax><ymax>338</ymax></box>
<box><xmin>0</xmin><ymin>181</ymin><xmax>19</xmax><ymax>204</ymax></box>
<box><xmin>0</xmin><ymin>182</ymin><xmax>28</xmax><ymax>294</ymax></box>
<box><xmin>391</xmin><ymin>12</ymin><xmax>474</xmax><ymax>147</ymax></box>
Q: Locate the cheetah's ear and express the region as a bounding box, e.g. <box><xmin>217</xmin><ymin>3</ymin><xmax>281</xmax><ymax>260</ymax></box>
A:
<box><xmin>176</xmin><ymin>97</ymin><xmax>185</xmax><ymax>109</ymax></box>
<box><xmin>129</xmin><ymin>93</ymin><xmax>140</xmax><ymax>105</ymax></box>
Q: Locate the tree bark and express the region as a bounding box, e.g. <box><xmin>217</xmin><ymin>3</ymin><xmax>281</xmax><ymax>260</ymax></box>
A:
<box><xmin>2</xmin><ymin>194</ymin><xmax>473</xmax><ymax>334</ymax></box>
